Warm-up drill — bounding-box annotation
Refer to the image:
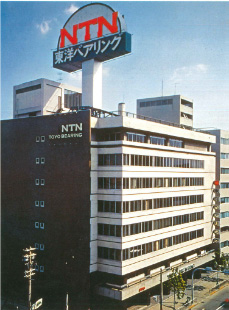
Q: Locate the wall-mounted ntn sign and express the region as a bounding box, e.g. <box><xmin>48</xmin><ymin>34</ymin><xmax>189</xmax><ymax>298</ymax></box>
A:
<box><xmin>53</xmin><ymin>3</ymin><xmax>131</xmax><ymax>72</ymax></box>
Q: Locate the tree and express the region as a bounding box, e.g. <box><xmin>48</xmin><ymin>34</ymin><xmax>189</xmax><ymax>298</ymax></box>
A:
<box><xmin>167</xmin><ymin>268</ymin><xmax>186</xmax><ymax>310</ymax></box>
<box><xmin>213</xmin><ymin>250</ymin><xmax>228</xmax><ymax>270</ymax></box>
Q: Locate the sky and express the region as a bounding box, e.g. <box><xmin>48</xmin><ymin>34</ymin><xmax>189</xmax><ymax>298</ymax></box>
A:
<box><xmin>1</xmin><ymin>1</ymin><xmax>229</xmax><ymax>130</ymax></box>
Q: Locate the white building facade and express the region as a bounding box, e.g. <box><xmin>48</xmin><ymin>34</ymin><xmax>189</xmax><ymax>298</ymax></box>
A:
<box><xmin>209</xmin><ymin>129</ymin><xmax>229</xmax><ymax>256</ymax></box>
<box><xmin>90</xmin><ymin>106</ymin><xmax>216</xmax><ymax>301</ymax></box>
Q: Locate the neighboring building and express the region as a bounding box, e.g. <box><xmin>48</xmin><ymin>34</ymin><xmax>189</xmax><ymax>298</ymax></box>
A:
<box><xmin>137</xmin><ymin>95</ymin><xmax>193</xmax><ymax>128</ymax></box>
<box><xmin>208</xmin><ymin>129</ymin><xmax>229</xmax><ymax>257</ymax></box>
<box><xmin>2</xmin><ymin>104</ymin><xmax>216</xmax><ymax>309</ymax></box>
<box><xmin>13</xmin><ymin>78</ymin><xmax>82</xmax><ymax>118</ymax></box>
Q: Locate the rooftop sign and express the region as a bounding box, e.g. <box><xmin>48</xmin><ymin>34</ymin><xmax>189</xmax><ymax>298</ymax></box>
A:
<box><xmin>53</xmin><ymin>3</ymin><xmax>131</xmax><ymax>72</ymax></box>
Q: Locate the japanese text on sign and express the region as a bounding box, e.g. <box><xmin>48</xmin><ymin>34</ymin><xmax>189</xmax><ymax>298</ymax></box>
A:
<box><xmin>55</xmin><ymin>34</ymin><xmax>122</xmax><ymax>64</ymax></box>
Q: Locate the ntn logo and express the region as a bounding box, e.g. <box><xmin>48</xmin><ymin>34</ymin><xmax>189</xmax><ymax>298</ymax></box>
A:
<box><xmin>61</xmin><ymin>123</ymin><xmax>83</xmax><ymax>132</ymax></box>
<box><xmin>60</xmin><ymin>12</ymin><xmax>118</xmax><ymax>48</ymax></box>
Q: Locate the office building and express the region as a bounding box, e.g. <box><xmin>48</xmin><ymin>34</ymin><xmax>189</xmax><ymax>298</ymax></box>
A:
<box><xmin>2</xmin><ymin>102</ymin><xmax>216</xmax><ymax>309</ymax></box>
<box><xmin>208</xmin><ymin>129</ymin><xmax>229</xmax><ymax>257</ymax></box>
<box><xmin>13</xmin><ymin>78</ymin><xmax>82</xmax><ymax>118</ymax></box>
<box><xmin>137</xmin><ymin>95</ymin><xmax>193</xmax><ymax>128</ymax></box>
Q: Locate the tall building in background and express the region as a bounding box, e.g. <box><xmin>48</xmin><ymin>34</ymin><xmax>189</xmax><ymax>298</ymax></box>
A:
<box><xmin>2</xmin><ymin>104</ymin><xmax>216</xmax><ymax>309</ymax></box>
<box><xmin>13</xmin><ymin>78</ymin><xmax>82</xmax><ymax>118</ymax></box>
<box><xmin>137</xmin><ymin>95</ymin><xmax>193</xmax><ymax>128</ymax></box>
<box><xmin>208</xmin><ymin>129</ymin><xmax>229</xmax><ymax>257</ymax></box>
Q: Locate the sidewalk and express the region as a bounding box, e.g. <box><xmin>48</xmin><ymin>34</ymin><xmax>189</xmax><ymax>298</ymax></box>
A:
<box><xmin>136</xmin><ymin>273</ymin><xmax>228</xmax><ymax>310</ymax></box>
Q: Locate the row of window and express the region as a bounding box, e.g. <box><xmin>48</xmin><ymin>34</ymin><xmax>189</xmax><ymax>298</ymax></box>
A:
<box><xmin>221</xmin><ymin>168</ymin><xmax>229</xmax><ymax>174</ymax></box>
<box><xmin>36</xmin><ymin>136</ymin><xmax>45</xmax><ymax>142</ymax></box>
<box><xmin>35</xmin><ymin>179</ymin><xmax>45</xmax><ymax>186</ymax></box>
<box><xmin>221</xmin><ymin>212</ymin><xmax>229</xmax><ymax>218</ymax></box>
<box><xmin>221</xmin><ymin>197</ymin><xmax>229</xmax><ymax>204</ymax></box>
<box><xmin>35</xmin><ymin>201</ymin><xmax>45</xmax><ymax>207</ymax></box>
<box><xmin>97</xmin><ymin>131</ymin><xmax>184</xmax><ymax>148</ymax></box>
<box><xmin>98</xmin><ymin>212</ymin><xmax>204</xmax><ymax>237</ymax></box>
<box><xmin>221</xmin><ymin>241</ymin><xmax>229</xmax><ymax>248</ymax></box>
<box><xmin>98</xmin><ymin>229</ymin><xmax>204</xmax><ymax>261</ymax></box>
<box><xmin>127</xmin><ymin>133</ymin><xmax>183</xmax><ymax>148</ymax></box>
<box><xmin>35</xmin><ymin>243</ymin><xmax>44</xmax><ymax>250</ymax></box>
<box><xmin>35</xmin><ymin>222</ymin><xmax>44</xmax><ymax>229</ymax></box>
<box><xmin>35</xmin><ymin>265</ymin><xmax>44</xmax><ymax>272</ymax></box>
<box><xmin>139</xmin><ymin>99</ymin><xmax>173</xmax><ymax>108</ymax></box>
<box><xmin>36</xmin><ymin>157</ymin><xmax>45</xmax><ymax>164</ymax></box>
<box><xmin>221</xmin><ymin>183</ymin><xmax>229</xmax><ymax>189</ymax></box>
<box><xmin>221</xmin><ymin>153</ymin><xmax>229</xmax><ymax>159</ymax></box>
<box><xmin>98</xmin><ymin>154</ymin><xmax>204</xmax><ymax>169</ymax></box>
<box><xmin>98</xmin><ymin>177</ymin><xmax>204</xmax><ymax>190</ymax></box>
<box><xmin>221</xmin><ymin>138</ymin><xmax>229</xmax><ymax>145</ymax></box>
<box><xmin>98</xmin><ymin>195</ymin><xmax>204</xmax><ymax>214</ymax></box>
<box><xmin>16</xmin><ymin>83</ymin><xmax>41</xmax><ymax>94</ymax></box>
<box><xmin>154</xmin><ymin>211</ymin><xmax>204</xmax><ymax>229</ymax></box>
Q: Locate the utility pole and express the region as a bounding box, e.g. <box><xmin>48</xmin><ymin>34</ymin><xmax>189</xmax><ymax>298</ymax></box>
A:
<box><xmin>160</xmin><ymin>268</ymin><xmax>163</xmax><ymax>310</ymax></box>
<box><xmin>23</xmin><ymin>247</ymin><xmax>36</xmax><ymax>310</ymax></box>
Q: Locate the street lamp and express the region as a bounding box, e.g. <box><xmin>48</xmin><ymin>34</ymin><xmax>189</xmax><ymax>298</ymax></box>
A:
<box><xmin>191</xmin><ymin>267</ymin><xmax>223</xmax><ymax>304</ymax></box>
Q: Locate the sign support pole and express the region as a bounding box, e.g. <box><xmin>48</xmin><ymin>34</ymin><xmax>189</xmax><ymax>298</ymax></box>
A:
<box><xmin>82</xmin><ymin>59</ymin><xmax>102</xmax><ymax>109</ymax></box>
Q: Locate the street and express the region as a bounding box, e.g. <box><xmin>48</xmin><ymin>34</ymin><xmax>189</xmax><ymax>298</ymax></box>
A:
<box><xmin>192</xmin><ymin>286</ymin><xmax>229</xmax><ymax>310</ymax></box>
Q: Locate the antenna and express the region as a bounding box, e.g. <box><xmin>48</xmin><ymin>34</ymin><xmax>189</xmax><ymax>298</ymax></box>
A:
<box><xmin>174</xmin><ymin>83</ymin><xmax>179</xmax><ymax>95</ymax></box>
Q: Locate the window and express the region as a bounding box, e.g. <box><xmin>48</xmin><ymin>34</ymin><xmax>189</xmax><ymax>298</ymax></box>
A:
<box><xmin>36</xmin><ymin>136</ymin><xmax>40</xmax><ymax>142</ymax></box>
<box><xmin>40</xmin><ymin>266</ymin><xmax>44</xmax><ymax>272</ymax></box>
<box><xmin>190</xmin><ymin>213</ymin><xmax>197</xmax><ymax>222</ymax></box>
<box><xmin>169</xmin><ymin>139</ymin><xmax>183</xmax><ymax>148</ymax></box>
<box><xmin>35</xmin><ymin>265</ymin><xmax>39</xmax><ymax>271</ymax></box>
<box><xmin>36</xmin><ymin>158</ymin><xmax>40</xmax><ymax>164</ymax></box>
<box><xmin>221</xmin><ymin>153</ymin><xmax>229</xmax><ymax>159</ymax></box>
<box><xmin>40</xmin><ymin>244</ymin><xmax>44</xmax><ymax>250</ymax></box>
<box><xmin>35</xmin><ymin>179</ymin><xmax>39</xmax><ymax>185</ymax></box>
<box><xmin>41</xmin><ymin>179</ymin><xmax>45</xmax><ymax>186</ymax></box>
<box><xmin>98</xmin><ymin>247</ymin><xmax>121</xmax><ymax>261</ymax></box>
<box><xmin>40</xmin><ymin>223</ymin><xmax>44</xmax><ymax>229</ymax></box>
<box><xmin>35</xmin><ymin>243</ymin><xmax>39</xmax><ymax>249</ymax></box>
<box><xmin>41</xmin><ymin>157</ymin><xmax>45</xmax><ymax>164</ymax></box>
<box><xmin>35</xmin><ymin>222</ymin><xmax>39</xmax><ymax>228</ymax></box>
<box><xmin>181</xmin><ymin>99</ymin><xmax>193</xmax><ymax>108</ymax></box>
<box><xmin>221</xmin><ymin>137</ymin><xmax>229</xmax><ymax>145</ymax></box>
<box><xmin>150</xmin><ymin>136</ymin><xmax>165</xmax><ymax>145</ymax></box>
<box><xmin>221</xmin><ymin>197</ymin><xmax>229</xmax><ymax>204</ymax></box>
<box><xmin>98</xmin><ymin>178</ymin><xmax>122</xmax><ymax>190</ymax></box>
<box><xmin>221</xmin><ymin>212</ymin><xmax>229</xmax><ymax>218</ymax></box>
<box><xmin>35</xmin><ymin>201</ymin><xmax>39</xmax><ymax>207</ymax></box>
<box><xmin>221</xmin><ymin>183</ymin><xmax>229</xmax><ymax>189</ymax></box>
<box><xmin>41</xmin><ymin>136</ymin><xmax>45</xmax><ymax>142</ymax></box>
<box><xmin>40</xmin><ymin>201</ymin><xmax>44</xmax><ymax>207</ymax></box>
<box><xmin>190</xmin><ymin>231</ymin><xmax>197</xmax><ymax>240</ymax></box>
<box><xmin>64</xmin><ymin>89</ymin><xmax>81</xmax><ymax>109</ymax></box>
<box><xmin>221</xmin><ymin>168</ymin><xmax>229</xmax><ymax>174</ymax></box>
<box><xmin>140</xmin><ymin>99</ymin><xmax>173</xmax><ymax>107</ymax></box>
<box><xmin>181</xmin><ymin>112</ymin><xmax>193</xmax><ymax>120</ymax></box>
<box><xmin>126</xmin><ymin>132</ymin><xmax>146</xmax><ymax>143</ymax></box>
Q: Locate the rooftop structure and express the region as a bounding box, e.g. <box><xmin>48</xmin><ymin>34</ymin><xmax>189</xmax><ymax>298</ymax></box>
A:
<box><xmin>13</xmin><ymin>78</ymin><xmax>82</xmax><ymax>118</ymax></box>
<box><xmin>137</xmin><ymin>95</ymin><xmax>194</xmax><ymax>128</ymax></box>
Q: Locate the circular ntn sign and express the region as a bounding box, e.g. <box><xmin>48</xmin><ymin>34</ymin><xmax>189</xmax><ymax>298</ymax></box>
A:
<box><xmin>58</xmin><ymin>3</ymin><xmax>127</xmax><ymax>49</ymax></box>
